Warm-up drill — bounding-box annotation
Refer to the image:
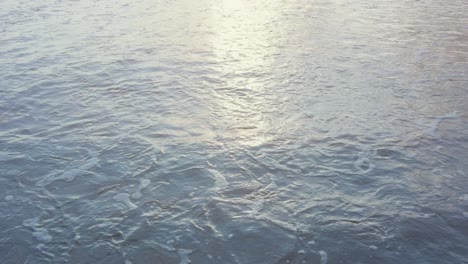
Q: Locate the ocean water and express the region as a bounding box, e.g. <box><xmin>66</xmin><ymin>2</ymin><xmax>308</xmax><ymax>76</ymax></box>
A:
<box><xmin>1</xmin><ymin>0</ymin><xmax>468</xmax><ymax>263</ymax></box>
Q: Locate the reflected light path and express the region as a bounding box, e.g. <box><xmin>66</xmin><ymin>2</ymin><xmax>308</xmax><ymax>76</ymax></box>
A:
<box><xmin>206</xmin><ymin>0</ymin><xmax>283</xmax><ymax>147</ymax></box>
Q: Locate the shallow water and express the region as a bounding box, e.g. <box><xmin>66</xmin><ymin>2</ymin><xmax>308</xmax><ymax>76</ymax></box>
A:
<box><xmin>1</xmin><ymin>0</ymin><xmax>468</xmax><ymax>263</ymax></box>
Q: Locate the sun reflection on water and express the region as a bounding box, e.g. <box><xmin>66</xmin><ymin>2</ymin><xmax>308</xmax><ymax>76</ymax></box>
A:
<box><xmin>206</xmin><ymin>0</ymin><xmax>283</xmax><ymax>147</ymax></box>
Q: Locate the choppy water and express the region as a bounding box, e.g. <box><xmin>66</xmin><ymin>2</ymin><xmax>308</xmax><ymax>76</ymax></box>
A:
<box><xmin>1</xmin><ymin>0</ymin><xmax>468</xmax><ymax>263</ymax></box>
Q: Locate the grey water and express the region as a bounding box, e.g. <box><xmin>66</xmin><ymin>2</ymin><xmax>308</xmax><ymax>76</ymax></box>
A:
<box><xmin>1</xmin><ymin>0</ymin><xmax>468</xmax><ymax>263</ymax></box>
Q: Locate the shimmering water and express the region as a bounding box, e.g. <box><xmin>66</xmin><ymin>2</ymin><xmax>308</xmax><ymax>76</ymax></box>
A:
<box><xmin>1</xmin><ymin>0</ymin><xmax>468</xmax><ymax>263</ymax></box>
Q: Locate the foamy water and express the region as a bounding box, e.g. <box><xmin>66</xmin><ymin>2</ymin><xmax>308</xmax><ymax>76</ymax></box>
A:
<box><xmin>1</xmin><ymin>0</ymin><xmax>467</xmax><ymax>263</ymax></box>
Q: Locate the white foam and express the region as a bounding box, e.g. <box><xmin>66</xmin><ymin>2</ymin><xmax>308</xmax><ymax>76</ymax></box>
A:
<box><xmin>354</xmin><ymin>150</ymin><xmax>375</xmax><ymax>174</ymax></box>
<box><xmin>142</xmin><ymin>208</ymin><xmax>162</xmax><ymax>217</ymax></box>
<box><xmin>250</xmin><ymin>198</ymin><xmax>265</xmax><ymax>213</ymax></box>
<box><xmin>32</xmin><ymin>228</ymin><xmax>52</xmax><ymax>243</ymax></box>
<box><xmin>114</xmin><ymin>193</ymin><xmax>138</xmax><ymax>210</ymax></box>
<box><xmin>131</xmin><ymin>191</ymin><xmax>142</xmax><ymax>199</ymax></box>
<box><xmin>425</xmin><ymin>112</ymin><xmax>459</xmax><ymax>136</ymax></box>
<box><xmin>154</xmin><ymin>242</ymin><xmax>176</xmax><ymax>252</ymax></box>
<box><xmin>177</xmin><ymin>249</ymin><xmax>193</xmax><ymax>264</ymax></box>
<box><xmin>35</xmin><ymin>243</ymin><xmax>55</xmax><ymax>258</ymax></box>
<box><xmin>141</xmin><ymin>179</ymin><xmax>150</xmax><ymax>188</ymax></box>
<box><xmin>319</xmin><ymin>251</ymin><xmax>328</xmax><ymax>264</ymax></box>
<box><xmin>131</xmin><ymin>178</ymin><xmax>151</xmax><ymax>199</ymax></box>
<box><xmin>206</xmin><ymin>160</ymin><xmax>216</xmax><ymax>168</ymax></box>
<box><xmin>463</xmin><ymin>212</ymin><xmax>468</xmax><ymax>219</ymax></box>
<box><xmin>307</xmin><ymin>240</ymin><xmax>316</xmax><ymax>245</ymax></box>
<box><xmin>23</xmin><ymin>217</ymin><xmax>40</xmax><ymax>227</ymax></box>
<box><xmin>36</xmin><ymin>157</ymin><xmax>99</xmax><ymax>186</ymax></box>
<box><xmin>4</xmin><ymin>195</ymin><xmax>14</xmax><ymax>201</ymax></box>
<box><xmin>207</xmin><ymin>168</ymin><xmax>228</xmax><ymax>190</ymax></box>
<box><xmin>461</xmin><ymin>194</ymin><xmax>468</xmax><ymax>201</ymax></box>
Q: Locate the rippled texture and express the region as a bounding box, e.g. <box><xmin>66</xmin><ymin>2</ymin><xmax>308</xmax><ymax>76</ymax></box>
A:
<box><xmin>1</xmin><ymin>0</ymin><xmax>468</xmax><ymax>263</ymax></box>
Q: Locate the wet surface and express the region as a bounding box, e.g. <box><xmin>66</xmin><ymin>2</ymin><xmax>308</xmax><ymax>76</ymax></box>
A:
<box><xmin>1</xmin><ymin>0</ymin><xmax>468</xmax><ymax>263</ymax></box>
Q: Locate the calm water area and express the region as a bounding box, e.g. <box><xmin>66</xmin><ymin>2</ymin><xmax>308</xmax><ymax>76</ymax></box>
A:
<box><xmin>1</xmin><ymin>0</ymin><xmax>468</xmax><ymax>263</ymax></box>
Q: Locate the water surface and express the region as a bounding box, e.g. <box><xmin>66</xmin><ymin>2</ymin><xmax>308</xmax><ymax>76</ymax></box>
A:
<box><xmin>1</xmin><ymin>0</ymin><xmax>468</xmax><ymax>263</ymax></box>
